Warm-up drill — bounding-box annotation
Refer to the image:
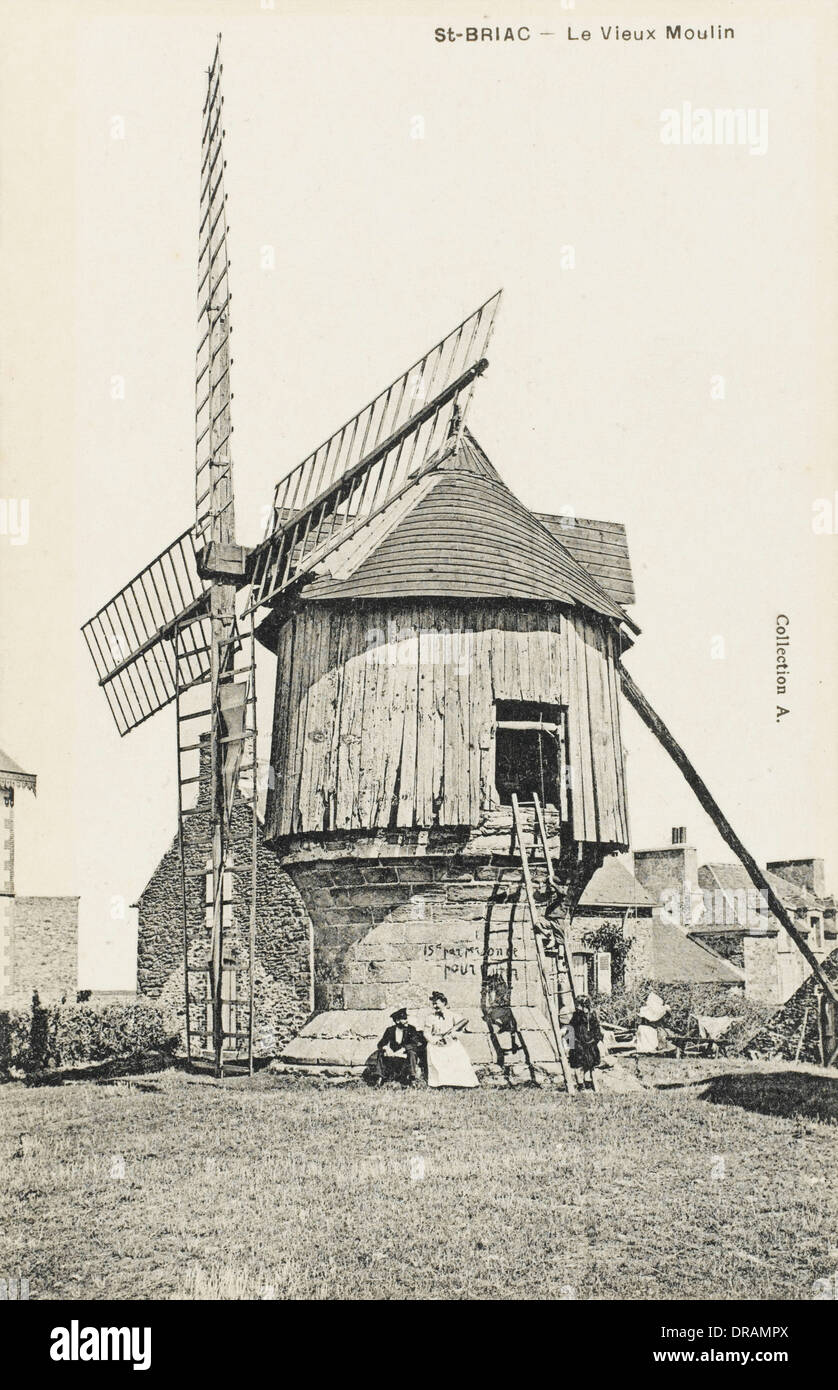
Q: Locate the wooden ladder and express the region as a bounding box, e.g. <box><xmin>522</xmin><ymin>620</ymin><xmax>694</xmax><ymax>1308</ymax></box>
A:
<box><xmin>510</xmin><ymin>793</ymin><xmax>577</xmax><ymax>1093</ymax></box>
<box><xmin>174</xmin><ymin>610</ymin><xmax>259</xmax><ymax>1074</ymax></box>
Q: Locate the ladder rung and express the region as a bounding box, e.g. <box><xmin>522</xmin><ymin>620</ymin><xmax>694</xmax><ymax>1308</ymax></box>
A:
<box><xmin>217</xmin><ymin>673</ymin><xmax>256</xmax><ymax>691</ymax></box>
<box><xmin>188</xmin><ymin>1030</ymin><xmax>249</xmax><ymax>1040</ymax></box>
<box><xmin>178</xmin><ymin>707</ymin><xmax>212</xmax><ymax>722</ymax></box>
<box><xmin>184</xmin><ymin>865</ymin><xmax>249</xmax><ymax>878</ymax></box>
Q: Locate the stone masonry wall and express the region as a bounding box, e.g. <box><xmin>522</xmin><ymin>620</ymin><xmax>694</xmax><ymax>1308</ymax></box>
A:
<box><xmin>0</xmin><ymin>796</ymin><xmax>13</xmax><ymax>997</ymax></box>
<box><xmin>280</xmin><ymin>811</ymin><xmax>598</xmax><ymax>1022</ymax></box>
<box><xmin>11</xmin><ymin>897</ymin><xmax>79</xmax><ymax>1001</ymax></box>
<box><xmin>137</xmin><ymin>796</ymin><xmax>313</xmax><ymax>1056</ymax></box>
<box><xmin>633</xmin><ymin>845</ymin><xmax>698</xmax><ymax>918</ymax></box>
<box><xmin>623</xmin><ymin>915</ymin><xmax>655</xmax><ymax>987</ymax></box>
<box><xmin>0</xmin><ymin>894</ymin><xmax>12</xmax><ymax>999</ymax></box>
<box><xmin>742</xmin><ymin>933</ymin><xmax>782</xmax><ymax>1005</ymax></box>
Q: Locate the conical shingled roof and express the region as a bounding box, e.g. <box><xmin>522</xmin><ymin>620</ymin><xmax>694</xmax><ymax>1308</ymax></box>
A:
<box><xmin>302</xmin><ymin>432</ymin><xmax>639</xmax><ymax>632</ymax></box>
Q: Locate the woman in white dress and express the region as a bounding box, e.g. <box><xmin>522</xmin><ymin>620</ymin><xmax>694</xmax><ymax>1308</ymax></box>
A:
<box><xmin>424</xmin><ymin>992</ymin><xmax>479</xmax><ymax>1088</ymax></box>
<box><xmin>635</xmin><ymin>991</ymin><xmax>671</xmax><ymax>1054</ymax></box>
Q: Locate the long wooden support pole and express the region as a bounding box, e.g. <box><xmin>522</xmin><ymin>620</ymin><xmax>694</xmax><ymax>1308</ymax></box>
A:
<box><xmin>619</xmin><ymin>665</ymin><xmax>838</xmax><ymax>1006</ymax></box>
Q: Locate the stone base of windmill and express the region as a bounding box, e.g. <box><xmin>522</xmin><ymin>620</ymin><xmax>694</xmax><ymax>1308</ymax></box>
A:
<box><xmin>270</xmin><ymin>1007</ymin><xmax>643</xmax><ymax>1091</ymax></box>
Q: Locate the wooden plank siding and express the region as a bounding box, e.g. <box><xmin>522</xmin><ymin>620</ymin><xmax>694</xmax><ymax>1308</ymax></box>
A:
<box><xmin>534</xmin><ymin>514</ymin><xmax>636</xmax><ymax>607</ymax></box>
<box><xmin>267</xmin><ymin>601</ymin><xmax>629</xmax><ymax>845</ymax></box>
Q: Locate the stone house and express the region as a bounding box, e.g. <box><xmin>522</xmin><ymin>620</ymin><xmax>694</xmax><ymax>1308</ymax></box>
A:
<box><xmin>569</xmin><ymin>858</ymin><xmax>654</xmax><ymax>995</ymax></box>
<box><xmin>135</xmin><ymin>739</ymin><xmax>313</xmax><ymax>1053</ymax></box>
<box><xmin>633</xmin><ymin>828</ymin><xmax>835</xmax><ymax>1006</ymax></box>
<box><xmin>0</xmin><ymin>747</ymin><xmax>79</xmax><ymax>1004</ymax></box>
<box><xmin>5</xmin><ymin>897</ymin><xmax>80</xmax><ymax>1003</ymax></box>
<box><xmin>571</xmin><ymin>855</ymin><xmax>742</xmax><ymax>996</ymax></box>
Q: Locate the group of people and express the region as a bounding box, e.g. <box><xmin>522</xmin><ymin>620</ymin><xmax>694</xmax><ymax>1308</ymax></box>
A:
<box><xmin>567</xmin><ymin>992</ymin><xmax>677</xmax><ymax>1077</ymax></box>
<box><xmin>373</xmin><ymin>992</ymin><xmax>479</xmax><ymax>1089</ymax></box>
<box><xmin>372</xmin><ymin>988</ymin><xmax>679</xmax><ymax>1090</ymax></box>
<box><xmin>374</xmin><ymin>989</ymin><xmax>610</xmax><ymax>1091</ymax></box>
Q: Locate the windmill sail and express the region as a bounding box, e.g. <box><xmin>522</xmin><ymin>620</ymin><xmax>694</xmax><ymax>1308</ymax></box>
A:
<box><xmin>195</xmin><ymin>35</ymin><xmax>235</xmax><ymax>550</ymax></box>
<box><xmin>247</xmin><ymin>289</ymin><xmax>501</xmax><ymax>611</ymax></box>
<box><xmin>82</xmin><ymin>529</ymin><xmax>211</xmax><ymax>736</ymax></box>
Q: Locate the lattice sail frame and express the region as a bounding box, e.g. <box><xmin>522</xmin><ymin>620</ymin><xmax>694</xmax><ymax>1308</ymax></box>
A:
<box><xmin>247</xmin><ymin>289</ymin><xmax>502</xmax><ymax>611</ymax></box>
<box><xmin>81</xmin><ymin>530</ymin><xmax>211</xmax><ymax>737</ymax></box>
<box><xmin>81</xmin><ymin>38</ymin><xmax>238</xmax><ymax>742</ymax></box>
<box><xmin>195</xmin><ymin>36</ymin><xmax>235</xmax><ymax>549</ymax></box>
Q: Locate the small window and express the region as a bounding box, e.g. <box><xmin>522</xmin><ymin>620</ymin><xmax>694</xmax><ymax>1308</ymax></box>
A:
<box><xmin>811</xmin><ymin>915</ymin><xmax>824</xmax><ymax>951</ymax></box>
<box><xmin>494</xmin><ymin>700</ymin><xmax>563</xmax><ymax>806</ymax></box>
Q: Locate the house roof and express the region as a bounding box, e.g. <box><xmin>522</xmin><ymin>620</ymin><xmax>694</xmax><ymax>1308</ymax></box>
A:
<box><xmin>0</xmin><ymin>747</ymin><xmax>36</xmax><ymax>794</ymax></box>
<box><xmin>647</xmin><ymin>919</ymin><xmax>744</xmax><ymax>985</ymax></box>
<box><xmin>535</xmin><ymin>514</ymin><xmax>635</xmax><ymax>607</ymax></box>
<box><xmin>300</xmin><ymin>432</ymin><xmax>639</xmax><ymax>632</ymax></box>
<box><xmin>698</xmin><ymin>862</ymin><xmax>825</xmax><ymax>922</ymax></box>
<box><xmin>579</xmin><ymin>858</ymin><xmax>654</xmax><ymax>909</ymax></box>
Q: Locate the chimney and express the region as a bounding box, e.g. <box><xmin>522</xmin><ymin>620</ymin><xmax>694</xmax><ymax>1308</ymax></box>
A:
<box><xmin>765</xmin><ymin>858</ymin><xmax>825</xmax><ymax>899</ymax></box>
<box><xmin>634</xmin><ymin>829</ymin><xmax>698</xmax><ymax>926</ymax></box>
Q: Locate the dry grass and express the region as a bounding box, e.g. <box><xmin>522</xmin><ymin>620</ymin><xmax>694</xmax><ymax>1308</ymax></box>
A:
<box><xmin>1</xmin><ymin>1065</ymin><xmax>836</xmax><ymax>1300</ymax></box>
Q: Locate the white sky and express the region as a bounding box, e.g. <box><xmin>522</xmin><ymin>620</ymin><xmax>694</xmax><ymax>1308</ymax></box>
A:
<box><xmin>1</xmin><ymin>1</ymin><xmax>836</xmax><ymax>987</ymax></box>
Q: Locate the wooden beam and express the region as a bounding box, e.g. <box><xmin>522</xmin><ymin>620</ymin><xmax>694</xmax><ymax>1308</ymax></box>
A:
<box><xmin>619</xmin><ymin>663</ymin><xmax>838</xmax><ymax>1006</ymax></box>
<box><xmin>197</xmin><ymin>541</ymin><xmax>250</xmax><ymax>582</ymax></box>
<box><xmin>511</xmin><ymin>794</ymin><xmax>577</xmax><ymax>1092</ymax></box>
<box><xmin>247</xmin><ymin>357</ymin><xmax>489</xmax><ymax>596</ymax></box>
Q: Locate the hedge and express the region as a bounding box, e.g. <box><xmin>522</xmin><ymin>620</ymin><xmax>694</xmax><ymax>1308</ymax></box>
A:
<box><xmin>0</xmin><ymin>994</ymin><xmax>179</xmax><ymax>1075</ymax></box>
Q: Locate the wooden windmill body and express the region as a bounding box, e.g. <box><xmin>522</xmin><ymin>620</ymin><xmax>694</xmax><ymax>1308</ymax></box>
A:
<box><xmin>83</xmin><ymin>39</ymin><xmax>838</xmax><ymax>1081</ymax></box>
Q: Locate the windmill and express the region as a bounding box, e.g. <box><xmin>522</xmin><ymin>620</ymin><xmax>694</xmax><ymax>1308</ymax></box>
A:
<box><xmin>81</xmin><ymin>36</ymin><xmax>502</xmax><ymax>1076</ymax></box>
<box><xmin>85</xmin><ymin>38</ymin><xmax>838</xmax><ymax>1085</ymax></box>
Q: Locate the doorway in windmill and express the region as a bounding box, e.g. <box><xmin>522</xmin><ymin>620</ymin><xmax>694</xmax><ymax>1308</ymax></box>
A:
<box><xmin>494</xmin><ymin>701</ymin><xmax>563</xmax><ymax>807</ymax></box>
<box><xmin>200</xmin><ymin>859</ymin><xmax>240</xmax><ymax>1053</ymax></box>
<box><xmin>201</xmin><ymin>965</ymin><xmax>241</xmax><ymax>1054</ymax></box>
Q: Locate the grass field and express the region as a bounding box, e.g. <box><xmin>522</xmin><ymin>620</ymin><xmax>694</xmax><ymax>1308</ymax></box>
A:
<box><xmin>2</xmin><ymin>1062</ymin><xmax>836</xmax><ymax>1301</ymax></box>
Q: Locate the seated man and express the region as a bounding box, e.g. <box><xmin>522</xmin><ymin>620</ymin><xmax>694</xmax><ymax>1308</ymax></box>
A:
<box><xmin>374</xmin><ymin>1007</ymin><xmax>426</xmax><ymax>1086</ymax></box>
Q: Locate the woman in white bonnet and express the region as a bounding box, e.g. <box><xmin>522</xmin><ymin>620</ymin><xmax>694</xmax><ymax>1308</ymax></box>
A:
<box><xmin>636</xmin><ymin>991</ymin><xmax>670</xmax><ymax>1054</ymax></box>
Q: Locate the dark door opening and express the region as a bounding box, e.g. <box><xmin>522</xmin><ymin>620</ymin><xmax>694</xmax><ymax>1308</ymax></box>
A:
<box><xmin>494</xmin><ymin>701</ymin><xmax>563</xmax><ymax>807</ymax></box>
